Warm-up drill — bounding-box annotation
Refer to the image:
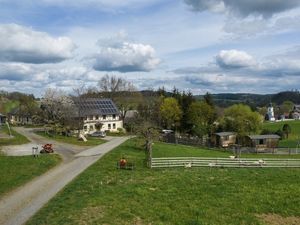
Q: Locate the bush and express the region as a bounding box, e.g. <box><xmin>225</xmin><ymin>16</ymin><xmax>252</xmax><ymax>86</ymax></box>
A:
<box><xmin>117</xmin><ymin>127</ymin><xmax>126</xmax><ymax>134</ymax></box>
<box><xmin>275</xmin><ymin>129</ymin><xmax>284</xmax><ymax>139</ymax></box>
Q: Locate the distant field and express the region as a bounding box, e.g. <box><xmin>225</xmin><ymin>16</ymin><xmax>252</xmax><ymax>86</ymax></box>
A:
<box><xmin>0</xmin><ymin>154</ymin><xmax>61</xmax><ymax>197</ymax></box>
<box><xmin>263</xmin><ymin>120</ymin><xmax>300</xmax><ymax>148</ymax></box>
<box><xmin>35</xmin><ymin>131</ymin><xmax>106</xmax><ymax>146</ymax></box>
<box><xmin>27</xmin><ymin>140</ymin><xmax>300</xmax><ymax>225</ymax></box>
<box><xmin>0</xmin><ymin>126</ymin><xmax>30</xmax><ymax>146</ymax></box>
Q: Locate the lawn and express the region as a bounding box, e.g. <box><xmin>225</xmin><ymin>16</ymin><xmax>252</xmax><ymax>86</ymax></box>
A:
<box><xmin>27</xmin><ymin>140</ymin><xmax>300</xmax><ymax>225</ymax></box>
<box><xmin>263</xmin><ymin>120</ymin><xmax>300</xmax><ymax>148</ymax></box>
<box><xmin>0</xmin><ymin>154</ymin><xmax>61</xmax><ymax>197</ymax></box>
<box><xmin>35</xmin><ymin>131</ymin><xmax>106</xmax><ymax>146</ymax></box>
<box><xmin>152</xmin><ymin>142</ymin><xmax>300</xmax><ymax>159</ymax></box>
<box><xmin>0</xmin><ymin>125</ymin><xmax>30</xmax><ymax>146</ymax></box>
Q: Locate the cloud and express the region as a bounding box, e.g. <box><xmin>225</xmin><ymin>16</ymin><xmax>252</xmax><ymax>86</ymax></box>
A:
<box><xmin>0</xmin><ymin>63</ymin><xmax>34</xmax><ymax>81</ymax></box>
<box><xmin>0</xmin><ymin>24</ymin><xmax>75</xmax><ymax>64</ymax></box>
<box><xmin>185</xmin><ymin>0</ymin><xmax>300</xmax><ymax>18</ymax></box>
<box><xmin>92</xmin><ymin>33</ymin><xmax>161</xmax><ymax>72</ymax></box>
<box><xmin>172</xmin><ymin>46</ymin><xmax>300</xmax><ymax>93</ymax></box>
<box><xmin>216</xmin><ymin>50</ymin><xmax>256</xmax><ymax>69</ymax></box>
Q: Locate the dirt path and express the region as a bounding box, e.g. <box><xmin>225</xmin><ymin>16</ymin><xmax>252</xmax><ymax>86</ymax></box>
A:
<box><xmin>0</xmin><ymin>129</ymin><xmax>130</xmax><ymax>225</ymax></box>
<box><xmin>2</xmin><ymin>127</ymin><xmax>90</xmax><ymax>162</ymax></box>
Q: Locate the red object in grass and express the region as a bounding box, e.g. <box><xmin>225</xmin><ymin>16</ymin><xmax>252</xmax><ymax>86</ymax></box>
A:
<box><xmin>119</xmin><ymin>159</ymin><xmax>127</xmax><ymax>167</ymax></box>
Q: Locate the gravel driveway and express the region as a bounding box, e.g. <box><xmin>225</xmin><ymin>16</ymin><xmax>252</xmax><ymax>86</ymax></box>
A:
<box><xmin>0</xmin><ymin>128</ymin><xmax>130</xmax><ymax>225</ymax></box>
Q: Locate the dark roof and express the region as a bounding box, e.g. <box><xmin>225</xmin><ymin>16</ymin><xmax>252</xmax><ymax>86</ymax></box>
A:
<box><xmin>74</xmin><ymin>98</ymin><xmax>119</xmax><ymax>116</ymax></box>
<box><xmin>215</xmin><ymin>132</ymin><xmax>236</xmax><ymax>137</ymax></box>
<box><xmin>0</xmin><ymin>113</ymin><xmax>6</xmax><ymax>117</ymax></box>
<box><xmin>248</xmin><ymin>135</ymin><xmax>280</xmax><ymax>140</ymax></box>
<box><xmin>8</xmin><ymin>108</ymin><xmax>31</xmax><ymax>116</ymax></box>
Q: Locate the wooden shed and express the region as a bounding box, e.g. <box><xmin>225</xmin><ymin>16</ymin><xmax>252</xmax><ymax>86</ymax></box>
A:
<box><xmin>245</xmin><ymin>135</ymin><xmax>280</xmax><ymax>150</ymax></box>
<box><xmin>211</xmin><ymin>132</ymin><xmax>237</xmax><ymax>148</ymax></box>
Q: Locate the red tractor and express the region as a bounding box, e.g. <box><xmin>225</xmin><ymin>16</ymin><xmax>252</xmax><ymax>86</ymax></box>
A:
<box><xmin>40</xmin><ymin>144</ymin><xmax>54</xmax><ymax>153</ymax></box>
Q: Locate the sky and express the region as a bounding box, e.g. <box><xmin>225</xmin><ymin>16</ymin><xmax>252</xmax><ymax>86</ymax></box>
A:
<box><xmin>0</xmin><ymin>0</ymin><xmax>300</xmax><ymax>96</ymax></box>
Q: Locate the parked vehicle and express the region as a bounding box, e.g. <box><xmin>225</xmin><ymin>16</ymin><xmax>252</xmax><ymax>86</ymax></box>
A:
<box><xmin>89</xmin><ymin>131</ymin><xmax>106</xmax><ymax>138</ymax></box>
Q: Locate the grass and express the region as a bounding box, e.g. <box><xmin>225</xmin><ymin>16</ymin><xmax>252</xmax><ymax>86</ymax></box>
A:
<box><xmin>27</xmin><ymin>140</ymin><xmax>300</xmax><ymax>225</ymax></box>
<box><xmin>263</xmin><ymin>120</ymin><xmax>300</xmax><ymax>148</ymax></box>
<box><xmin>35</xmin><ymin>131</ymin><xmax>106</xmax><ymax>146</ymax></box>
<box><xmin>152</xmin><ymin>142</ymin><xmax>300</xmax><ymax>159</ymax></box>
<box><xmin>0</xmin><ymin>154</ymin><xmax>61</xmax><ymax>197</ymax></box>
<box><xmin>0</xmin><ymin>125</ymin><xmax>30</xmax><ymax>146</ymax></box>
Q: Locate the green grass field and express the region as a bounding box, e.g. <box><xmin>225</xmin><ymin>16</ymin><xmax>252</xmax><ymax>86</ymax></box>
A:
<box><xmin>35</xmin><ymin>131</ymin><xmax>107</xmax><ymax>146</ymax></box>
<box><xmin>0</xmin><ymin>154</ymin><xmax>61</xmax><ymax>197</ymax></box>
<box><xmin>0</xmin><ymin>126</ymin><xmax>30</xmax><ymax>146</ymax></box>
<box><xmin>263</xmin><ymin>120</ymin><xmax>300</xmax><ymax>148</ymax></box>
<box><xmin>27</xmin><ymin>140</ymin><xmax>300</xmax><ymax>225</ymax></box>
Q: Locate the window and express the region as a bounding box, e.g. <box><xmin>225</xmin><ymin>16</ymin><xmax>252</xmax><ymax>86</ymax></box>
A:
<box><xmin>113</xmin><ymin>114</ymin><xmax>116</xmax><ymax>119</ymax></box>
<box><xmin>113</xmin><ymin>123</ymin><xmax>116</xmax><ymax>129</ymax></box>
<box><xmin>90</xmin><ymin>125</ymin><xmax>94</xmax><ymax>130</ymax></box>
<box><xmin>84</xmin><ymin>125</ymin><xmax>88</xmax><ymax>131</ymax></box>
<box><xmin>95</xmin><ymin>115</ymin><xmax>99</xmax><ymax>120</ymax></box>
<box><xmin>108</xmin><ymin>124</ymin><xmax>111</xmax><ymax>129</ymax></box>
<box><xmin>103</xmin><ymin>115</ymin><xmax>106</xmax><ymax>120</ymax></box>
<box><xmin>89</xmin><ymin>115</ymin><xmax>93</xmax><ymax>120</ymax></box>
<box><xmin>259</xmin><ymin>139</ymin><xmax>264</xmax><ymax>145</ymax></box>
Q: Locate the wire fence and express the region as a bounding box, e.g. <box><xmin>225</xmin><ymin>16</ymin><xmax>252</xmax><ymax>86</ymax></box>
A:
<box><xmin>151</xmin><ymin>157</ymin><xmax>300</xmax><ymax>168</ymax></box>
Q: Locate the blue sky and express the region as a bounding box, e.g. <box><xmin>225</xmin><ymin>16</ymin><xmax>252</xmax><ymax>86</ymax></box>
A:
<box><xmin>0</xmin><ymin>0</ymin><xmax>300</xmax><ymax>96</ymax></box>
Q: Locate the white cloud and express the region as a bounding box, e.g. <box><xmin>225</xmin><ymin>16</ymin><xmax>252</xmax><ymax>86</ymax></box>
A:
<box><xmin>216</xmin><ymin>50</ymin><xmax>256</xmax><ymax>69</ymax></box>
<box><xmin>185</xmin><ymin>0</ymin><xmax>300</xmax><ymax>18</ymax></box>
<box><xmin>0</xmin><ymin>62</ymin><xmax>34</xmax><ymax>80</ymax></box>
<box><xmin>92</xmin><ymin>33</ymin><xmax>161</xmax><ymax>72</ymax></box>
<box><xmin>0</xmin><ymin>24</ymin><xmax>75</xmax><ymax>63</ymax></box>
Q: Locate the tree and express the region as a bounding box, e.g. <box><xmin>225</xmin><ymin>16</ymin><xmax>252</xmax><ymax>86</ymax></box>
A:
<box><xmin>135</xmin><ymin>96</ymin><xmax>161</xmax><ymax>167</ymax></box>
<box><xmin>282</xmin><ymin>123</ymin><xmax>291</xmax><ymax>139</ymax></box>
<box><xmin>160</xmin><ymin>97</ymin><xmax>182</xmax><ymax>129</ymax></box>
<box><xmin>41</xmin><ymin>88</ymin><xmax>75</xmax><ymax>134</ymax></box>
<box><xmin>279</xmin><ymin>101</ymin><xmax>294</xmax><ymax>116</ymax></box>
<box><xmin>97</xmin><ymin>74</ymin><xmax>142</xmax><ymax>124</ymax></box>
<box><xmin>221</xmin><ymin>104</ymin><xmax>262</xmax><ymax>141</ymax></box>
<box><xmin>98</xmin><ymin>74</ymin><xmax>136</xmax><ymax>94</ymax></box>
<box><xmin>187</xmin><ymin>101</ymin><xmax>216</xmax><ymax>138</ymax></box>
<box><xmin>137</xmin><ymin>121</ymin><xmax>160</xmax><ymax>167</ymax></box>
<box><xmin>180</xmin><ymin>90</ymin><xmax>196</xmax><ymax>132</ymax></box>
<box><xmin>204</xmin><ymin>92</ymin><xmax>214</xmax><ymax>107</ymax></box>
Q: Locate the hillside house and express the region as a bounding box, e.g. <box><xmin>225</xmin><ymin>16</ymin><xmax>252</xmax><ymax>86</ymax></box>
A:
<box><xmin>9</xmin><ymin>108</ymin><xmax>33</xmax><ymax>125</ymax></box>
<box><xmin>245</xmin><ymin>135</ymin><xmax>280</xmax><ymax>150</ymax></box>
<box><xmin>211</xmin><ymin>132</ymin><xmax>237</xmax><ymax>148</ymax></box>
<box><xmin>75</xmin><ymin>98</ymin><xmax>123</xmax><ymax>134</ymax></box>
<box><xmin>291</xmin><ymin>105</ymin><xmax>300</xmax><ymax>120</ymax></box>
<box><xmin>0</xmin><ymin>113</ymin><xmax>6</xmax><ymax>125</ymax></box>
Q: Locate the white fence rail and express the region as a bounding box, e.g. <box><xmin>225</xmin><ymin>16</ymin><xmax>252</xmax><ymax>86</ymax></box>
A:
<box><xmin>151</xmin><ymin>157</ymin><xmax>300</xmax><ymax>168</ymax></box>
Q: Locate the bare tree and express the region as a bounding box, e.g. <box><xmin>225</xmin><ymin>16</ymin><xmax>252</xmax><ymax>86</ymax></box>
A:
<box><xmin>98</xmin><ymin>74</ymin><xmax>142</xmax><ymax>123</ymax></box>
<box><xmin>98</xmin><ymin>74</ymin><xmax>136</xmax><ymax>93</ymax></box>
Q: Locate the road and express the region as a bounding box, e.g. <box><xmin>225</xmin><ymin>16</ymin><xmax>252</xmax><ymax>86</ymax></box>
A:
<box><xmin>0</xmin><ymin>128</ymin><xmax>130</xmax><ymax>225</ymax></box>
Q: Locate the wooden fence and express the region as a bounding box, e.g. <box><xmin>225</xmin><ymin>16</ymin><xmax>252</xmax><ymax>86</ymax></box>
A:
<box><xmin>151</xmin><ymin>157</ymin><xmax>300</xmax><ymax>168</ymax></box>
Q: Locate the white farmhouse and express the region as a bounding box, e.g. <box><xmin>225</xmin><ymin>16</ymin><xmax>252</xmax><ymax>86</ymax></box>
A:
<box><xmin>75</xmin><ymin>98</ymin><xmax>123</xmax><ymax>134</ymax></box>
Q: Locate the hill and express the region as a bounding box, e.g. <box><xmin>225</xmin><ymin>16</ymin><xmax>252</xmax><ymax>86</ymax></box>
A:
<box><xmin>195</xmin><ymin>91</ymin><xmax>300</xmax><ymax>108</ymax></box>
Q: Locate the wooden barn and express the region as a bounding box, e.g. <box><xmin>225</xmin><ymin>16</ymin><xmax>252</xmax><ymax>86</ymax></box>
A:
<box><xmin>245</xmin><ymin>135</ymin><xmax>280</xmax><ymax>150</ymax></box>
<box><xmin>211</xmin><ymin>132</ymin><xmax>237</xmax><ymax>148</ymax></box>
